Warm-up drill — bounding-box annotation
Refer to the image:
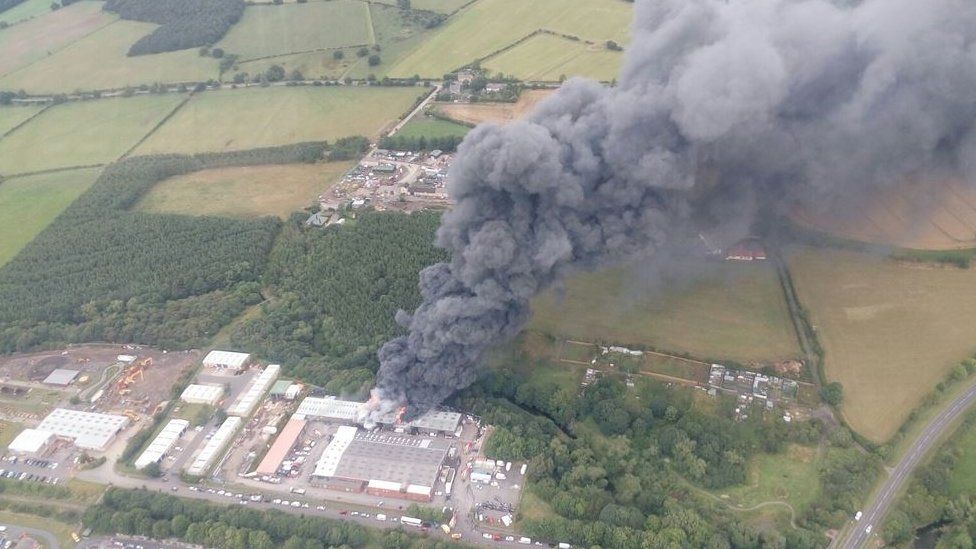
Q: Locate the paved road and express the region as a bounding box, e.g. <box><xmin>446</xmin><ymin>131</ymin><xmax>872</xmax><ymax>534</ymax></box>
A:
<box><xmin>840</xmin><ymin>382</ymin><xmax>976</xmax><ymax>548</ymax></box>
<box><xmin>387</xmin><ymin>84</ymin><xmax>441</xmax><ymax>137</ymax></box>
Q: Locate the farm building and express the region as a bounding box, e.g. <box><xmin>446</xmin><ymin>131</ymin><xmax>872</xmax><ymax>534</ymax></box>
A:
<box><xmin>256</xmin><ymin>417</ymin><xmax>306</xmax><ymax>475</ymax></box>
<box><xmin>36</xmin><ymin>408</ymin><xmax>129</xmax><ymax>451</ymax></box>
<box><xmin>8</xmin><ymin>428</ymin><xmax>53</xmax><ymax>455</ymax></box>
<box><xmin>312</xmin><ymin>426</ymin><xmax>450</xmax><ymax>502</ymax></box>
<box><xmin>227</xmin><ymin>364</ymin><xmax>280</xmax><ymax>417</ymax></box>
<box><xmin>202</xmin><ymin>350</ymin><xmax>251</xmax><ymax>370</ymax></box>
<box><xmin>180</xmin><ymin>384</ymin><xmax>224</xmax><ymax>405</ymax></box>
<box><xmin>186</xmin><ymin>416</ymin><xmax>242</xmax><ymax>477</ymax></box>
<box><xmin>135</xmin><ymin>419</ymin><xmax>189</xmax><ymax>469</ymax></box>
<box><xmin>42</xmin><ymin>368</ymin><xmax>79</xmax><ymax>386</ymax></box>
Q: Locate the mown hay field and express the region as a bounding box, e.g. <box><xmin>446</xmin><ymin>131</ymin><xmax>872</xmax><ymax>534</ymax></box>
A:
<box><xmin>483</xmin><ymin>33</ymin><xmax>623</xmax><ymax>82</ymax></box>
<box><xmin>0</xmin><ymin>1</ymin><xmax>114</xmax><ymax>77</ymax></box>
<box><xmin>218</xmin><ymin>1</ymin><xmax>372</xmax><ymax>60</ymax></box>
<box><xmin>788</xmin><ymin>246</ymin><xmax>976</xmax><ymax>442</ymax></box>
<box><xmin>530</xmin><ymin>261</ymin><xmax>800</xmax><ymax>363</ymax></box>
<box><xmin>389</xmin><ymin>0</ymin><xmax>631</xmax><ymax>77</ymax></box>
<box><xmin>396</xmin><ymin>115</ymin><xmax>469</xmax><ymax>139</ymax></box>
<box><xmin>0</xmin><ymin>167</ymin><xmax>102</xmax><ymax>267</ymax></box>
<box><xmin>136</xmin><ymin>162</ymin><xmax>354</xmax><ymax>219</ymax></box>
<box><xmin>0</xmin><ymin>94</ymin><xmax>183</xmax><ymax>175</ymax></box>
<box><xmin>0</xmin><ymin>20</ymin><xmax>218</xmax><ymax>94</ymax></box>
<box><xmin>136</xmin><ymin>86</ymin><xmax>424</xmax><ymax>155</ymax></box>
<box><xmin>0</xmin><ymin>105</ymin><xmax>43</xmax><ymax>136</ymax></box>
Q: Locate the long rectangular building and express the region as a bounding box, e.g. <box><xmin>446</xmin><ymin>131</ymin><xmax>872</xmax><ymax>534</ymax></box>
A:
<box><xmin>296</xmin><ymin>396</ymin><xmax>461</xmax><ymax>434</ymax></box>
<box><xmin>37</xmin><ymin>408</ymin><xmax>129</xmax><ymax>451</ymax></box>
<box><xmin>186</xmin><ymin>416</ymin><xmax>242</xmax><ymax>477</ymax></box>
<box><xmin>228</xmin><ymin>364</ymin><xmax>280</xmax><ymax>417</ymax></box>
<box><xmin>135</xmin><ymin>419</ymin><xmax>190</xmax><ymax>469</ymax></box>
<box><xmin>312</xmin><ymin>427</ymin><xmax>450</xmax><ymax>502</ymax></box>
<box><xmin>256</xmin><ymin>417</ymin><xmax>306</xmax><ymax>476</ymax></box>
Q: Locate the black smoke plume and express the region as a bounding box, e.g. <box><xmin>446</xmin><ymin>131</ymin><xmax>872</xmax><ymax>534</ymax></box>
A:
<box><xmin>373</xmin><ymin>0</ymin><xmax>976</xmax><ymax>418</ymax></box>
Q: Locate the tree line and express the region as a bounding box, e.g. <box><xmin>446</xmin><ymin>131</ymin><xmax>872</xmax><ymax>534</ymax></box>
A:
<box><xmin>379</xmin><ymin>134</ymin><xmax>464</xmax><ymax>153</ymax></box>
<box><xmin>0</xmin><ymin>142</ymin><xmax>330</xmax><ymax>353</ymax></box>
<box><xmin>231</xmin><ymin>211</ymin><xmax>446</xmax><ymax>393</ymax></box>
<box><xmin>103</xmin><ymin>0</ymin><xmax>244</xmax><ymax>56</ymax></box>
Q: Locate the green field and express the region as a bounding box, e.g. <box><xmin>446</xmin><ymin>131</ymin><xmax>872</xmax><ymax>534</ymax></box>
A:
<box><xmin>788</xmin><ymin>246</ymin><xmax>976</xmax><ymax>442</ymax></box>
<box><xmin>137</xmin><ymin>86</ymin><xmax>424</xmax><ymax>155</ymax></box>
<box><xmin>372</xmin><ymin>0</ymin><xmax>471</xmax><ymax>13</ymax></box>
<box><xmin>136</xmin><ymin>161</ymin><xmax>354</xmax><ymax>218</ymax></box>
<box><xmin>483</xmin><ymin>33</ymin><xmax>623</xmax><ymax>82</ymax></box>
<box><xmin>232</xmin><ymin>50</ymin><xmax>349</xmax><ymax>82</ymax></box>
<box><xmin>218</xmin><ymin>1</ymin><xmax>372</xmax><ymax>60</ymax></box>
<box><xmin>395</xmin><ymin>115</ymin><xmax>469</xmax><ymax>139</ymax></box>
<box><xmin>530</xmin><ymin>261</ymin><xmax>800</xmax><ymax>363</ymax></box>
<box><xmin>0</xmin><ymin>0</ymin><xmax>54</xmax><ymax>26</ymax></box>
<box><xmin>716</xmin><ymin>444</ymin><xmax>822</xmax><ymax>514</ymax></box>
<box><xmin>949</xmin><ymin>420</ymin><xmax>976</xmax><ymax>495</ymax></box>
<box><xmin>0</xmin><ymin>20</ymin><xmax>218</xmax><ymax>93</ymax></box>
<box><xmin>0</xmin><ymin>1</ymin><xmax>114</xmax><ymax>77</ymax></box>
<box><xmin>0</xmin><ymin>104</ymin><xmax>43</xmax><ymax>136</ymax></box>
<box><xmin>389</xmin><ymin>0</ymin><xmax>632</xmax><ymax>77</ymax></box>
<box><xmin>0</xmin><ymin>94</ymin><xmax>183</xmax><ymax>174</ymax></box>
<box><xmin>0</xmin><ymin>420</ymin><xmax>22</xmax><ymax>449</ymax></box>
<box><xmin>0</xmin><ymin>167</ymin><xmax>102</xmax><ymax>266</ymax></box>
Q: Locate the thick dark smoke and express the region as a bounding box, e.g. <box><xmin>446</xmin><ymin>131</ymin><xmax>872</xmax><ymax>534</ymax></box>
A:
<box><xmin>373</xmin><ymin>0</ymin><xmax>976</xmax><ymax>418</ymax></box>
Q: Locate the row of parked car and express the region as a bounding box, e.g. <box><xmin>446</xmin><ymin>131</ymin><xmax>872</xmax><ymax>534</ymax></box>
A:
<box><xmin>0</xmin><ymin>468</ymin><xmax>61</xmax><ymax>484</ymax></box>
<box><xmin>2</xmin><ymin>456</ymin><xmax>57</xmax><ymax>469</ymax></box>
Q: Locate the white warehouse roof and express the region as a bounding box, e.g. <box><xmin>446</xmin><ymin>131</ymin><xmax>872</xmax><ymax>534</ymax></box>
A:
<box><xmin>312</xmin><ymin>425</ymin><xmax>358</xmax><ymax>477</ymax></box>
<box><xmin>295</xmin><ymin>397</ymin><xmax>361</xmax><ymax>422</ymax></box>
<box><xmin>37</xmin><ymin>408</ymin><xmax>129</xmax><ymax>450</ymax></box>
<box><xmin>228</xmin><ymin>364</ymin><xmax>280</xmax><ymax>417</ymax></box>
<box><xmin>186</xmin><ymin>416</ymin><xmax>242</xmax><ymax>477</ymax></box>
<box><xmin>8</xmin><ymin>429</ymin><xmax>53</xmax><ymax>454</ymax></box>
<box><xmin>202</xmin><ymin>350</ymin><xmax>251</xmax><ymax>369</ymax></box>
<box><xmin>135</xmin><ymin>419</ymin><xmax>189</xmax><ymax>469</ymax></box>
<box><xmin>180</xmin><ymin>384</ymin><xmax>223</xmax><ymax>405</ymax></box>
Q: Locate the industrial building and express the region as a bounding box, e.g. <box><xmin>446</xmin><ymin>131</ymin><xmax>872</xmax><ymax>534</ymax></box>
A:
<box><xmin>186</xmin><ymin>416</ymin><xmax>242</xmax><ymax>477</ymax></box>
<box><xmin>180</xmin><ymin>384</ymin><xmax>224</xmax><ymax>406</ymax></box>
<box><xmin>202</xmin><ymin>350</ymin><xmax>251</xmax><ymax>370</ymax></box>
<box><xmin>295</xmin><ymin>396</ymin><xmax>461</xmax><ymax>435</ymax></box>
<box><xmin>255</xmin><ymin>417</ymin><xmax>306</xmax><ymax>475</ymax></box>
<box><xmin>270</xmin><ymin>380</ymin><xmax>302</xmax><ymax>401</ymax></box>
<box><xmin>7</xmin><ymin>428</ymin><xmax>53</xmax><ymax>455</ymax></box>
<box><xmin>312</xmin><ymin>426</ymin><xmax>450</xmax><ymax>502</ymax></box>
<box><xmin>228</xmin><ymin>364</ymin><xmax>280</xmax><ymax>417</ymax></box>
<box><xmin>135</xmin><ymin>419</ymin><xmax>189</xmax><ymax>469</ymax></box>
<box><xmin>42</xmin><ymin>369</ymin><xmax>79</xmax><ymax>386</ymax></box>
<box><xmin>36</xmin><ymin>408</ymin><xmax>129</xmax><ymax>451</ymax></box>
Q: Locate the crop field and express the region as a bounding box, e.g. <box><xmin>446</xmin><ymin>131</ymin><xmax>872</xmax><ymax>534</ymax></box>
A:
<box><xmin>372</xmin><ymin>0</ymin><xmax>471</xmax><ymax>13</ymax></box>
<box><xmin>389</xmin><ymin>0</ymin><xmax>632</xmax><ymax>77</ymax></box>
<box><xmin>218</xmin><ymin>1</ymin><xmax>372</xmax><ymax>60</ymax></box>
<box><xmin>715</xmin><ymin>444</ymin><xmax>822</xmax><ymax>514</ymax></box>
<box><xmin>530</xmin><ymin>261</ymin><xmax>800</xmax><ymax>363</ymax></box>
<box><xmin>136</xmin><ymin>161</ymin><xmax>354</xmax><ymax>219</ymax></box>
<box><xmin>0</xmin><ymin>94</ymin><xmax>183</xmax><ymax>174</ymax></box>
<box><xmin>791</xmin><ymin>178</ymin><xmax>976</xmax><ymax>250</ymax></box>
<box><xmin>0</xmin><ymin>1</ymin><xmax>114</xmax><ymax>78</ymax></box>
<box><xmin>396</xmin><ymin>115</ymin><xmax>470</xmax><ymax>139</ymax></box>
<box><xmin>434</xmin><ymin>88</ymin><xmax>554</xmax><ymax>126</ymax></box>
<box><xmin>483</xmin><ymin>33</ymin><xmax>623</xmax><ymax>82</ymax></box>
<box><xmin>788</xmin><ymin>246</ymin><xmax>976</xmax><ymax>442</ymax></box>
<box><xmin>136</xmin><ymin>86</ymin><xmax>424</xmax><ymax>155</ymax></box>
<box><xmin>0</xmin><ymin>105</ymin><xmax>43</xmax><ymax>136</ymax></box>
<box><xmin>0</xmin><ymin>167</ymin><xmax>102</xmax><ymax>267</ymax></box>
<box><xmin>0</xmin><ymin>20</ymin><xmax>219</xmax><ymax>93</ymax></box>
<box><xmin>0</xmin><ymin>0</ymin><xmax>53</xmax><ymax>26</ymax></box>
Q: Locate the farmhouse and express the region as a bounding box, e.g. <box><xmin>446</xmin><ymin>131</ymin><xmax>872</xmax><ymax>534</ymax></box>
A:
<box><xmin>202</xmin><ymin>350</ymin><xmax>251</xmax><ymax>370</ymax></box>
<box><xmin>36</xmin><ymin>408</ymin><xmax>129</xmax><ymax>451</ymax></box>
<box><xmin>311</xmin><ymin>426</ymin><xmax>450</xmax><ymax>502</ymax></box>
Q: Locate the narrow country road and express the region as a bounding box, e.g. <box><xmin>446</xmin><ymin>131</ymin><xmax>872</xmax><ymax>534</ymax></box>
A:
<box><xmin>839</xmin><ymin>382</ymin><xmax>976</xmax><ymax>548</ymax></box>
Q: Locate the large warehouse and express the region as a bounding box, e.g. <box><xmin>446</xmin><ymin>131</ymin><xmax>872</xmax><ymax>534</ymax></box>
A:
<box><xmin>312</xmin><ymin>426</ymin><xmax>451</xmax><ymax>502</ymax></box>
<box><xmin>8</xmin><ymin>428</ymin><xmax>53</xmax><ymax>455</ymax></box>
<box><xmin>202</xmin><ymin>350</ymin><xmax>251</xmax><ymax>370</ymax></box>
<box><xmin>295</xmin><ymin>396</ymin><xmax>462</xmax><ymax>435</ymax></box>
<box><xmin>180</xmin><ymin>384</ymin><xmax>224</xmax><ymax>406</ymax></box>
<box><xmin>36</xmin><ymin>408</ymin><xmax>129</xmax><ymax>451</ymax></box>
<box><xmin>135</xmin><ymin>419</ymin><xmax>189</xmax><ymax>469</ymax></box>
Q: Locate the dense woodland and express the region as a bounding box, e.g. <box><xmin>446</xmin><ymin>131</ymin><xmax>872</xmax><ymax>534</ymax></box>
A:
<box><xmin>104</xmin><ymin>0</ymin><xmax>244</xmax><ymax>56</ymax></box>
<box><xmin>83</xmin><ymin>488</ymin><xmax>460</xmax><ymax>549</ymax></box>
<box><xmin>452</xmin><ymin>347</ymin><xmax>881</xmax><ymax>549</ymax></box>
<box><xmin>231</xmin><ymin>211</ymin><xmax>446</xmax><ymax>394</ymax></box>
<box><xmin>0</xmin><ymin>143</ymin><xmax>330</xmax><ymax>353</ymax></box>
<box><xmin>884</xmin><ymin>413</ymin><xmax>976</xmax><ymax>547</ymax></box>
